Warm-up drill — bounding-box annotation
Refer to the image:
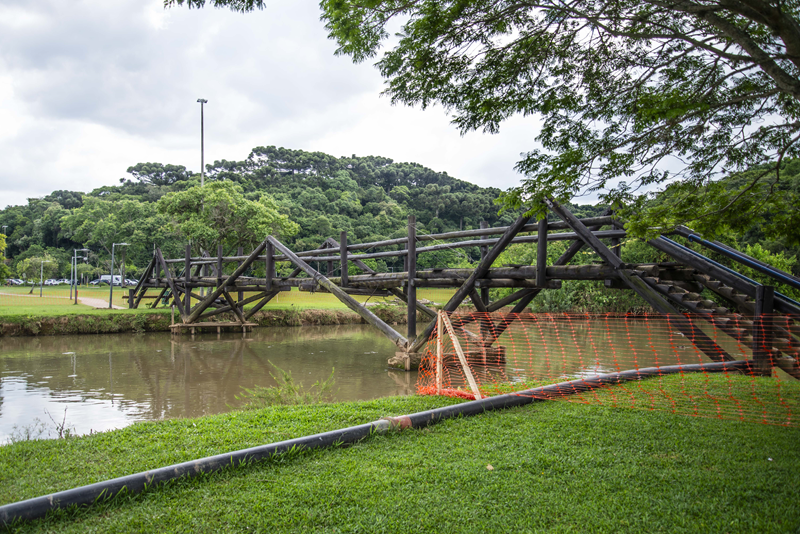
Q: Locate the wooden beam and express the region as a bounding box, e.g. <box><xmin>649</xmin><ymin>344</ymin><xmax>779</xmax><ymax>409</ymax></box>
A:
<box><xmin>407</xmin><ymin>214</ymin><xmax>417</xmax><ymax>341</ymax></box>
<box><xmin>268</xmin><ymin>236</ymin><xmax>408</xmax><ymax>349</ymax></box>
<box><xmin>537</xmin><ymin>216</ymin><xmax>547</xmax><ymax>286</ymax></box>
<box><xmin>408</xmin><ymin>211</ymin><xmax>533</xmax><ymax>353</ymax></box>
<box><xmin>132</xmin><ymin>257</ymin><xmax>156</xmax><ymax>309</ymax></box>
<box><xmin>156</xmin><ymin>248</ymin><xmax>186</xmax><ymax>320</ymax></box>
<box><xmin>545</xmin><ymin>198</ymin><xmax>623</xmax><ymax>268</ymax></box>
<box><xmin>222</xmin><ymin>288</ymin><xmax>247</xmax><ymax>324</ymax></box>
<box><xmin>185</xmin><ymin>240</ymin><xmax>268</xmax><ymax>323</ymax></box>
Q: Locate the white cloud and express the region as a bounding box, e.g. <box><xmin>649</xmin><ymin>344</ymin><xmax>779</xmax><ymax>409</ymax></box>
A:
<box><xmin>0</xmin><ymin>0</ymin><xmax>538</xmax><ymax>209</ymax></box>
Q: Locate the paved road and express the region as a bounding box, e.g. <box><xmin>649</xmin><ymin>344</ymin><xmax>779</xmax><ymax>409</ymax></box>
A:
<box><xmin>78</xmin><ymin>297</ymin><xmax>125</xmax><ymax>309</ymax></box>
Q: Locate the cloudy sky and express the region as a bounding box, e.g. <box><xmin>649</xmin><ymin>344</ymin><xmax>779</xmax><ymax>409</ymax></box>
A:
<box><xmin>0</xmin><ymin>0</ymin><xmax>546</xmax><ymax>210</ymax></box>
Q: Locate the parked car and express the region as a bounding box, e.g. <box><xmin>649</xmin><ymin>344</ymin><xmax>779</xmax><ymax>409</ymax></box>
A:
<box><xmin>125</xmin><ymin>279</ymin><xmax>138</xmax><ymax>286</ymax></box>
<box><xmin>89</xmin><ymin>279</ymin><xmax>108</xmax><ymax>286</ymax></box>
<box><xmin>44</xmin><ymin>279</ymin><xmax>59</xmax><ymax>286</ymax></box>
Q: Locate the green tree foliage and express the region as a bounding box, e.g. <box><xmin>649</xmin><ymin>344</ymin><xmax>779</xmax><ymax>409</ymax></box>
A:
<box><xmin>125</xmin><ymin>163</ymin><xmax>194</xmax><ymax>187</ymax></box>
<box><xmin>0</xmin><ymin>233</ymin><xmax>10</xmax><ymax>279</ymax></box>
<box><xmin>16</xmin><ymin>254</ymin><xmax>58</xmax><ymax>289</ymax></box>
<box><xmin>156</xmin><ymin>181</ymin><xmax>299</xmax><ymax>253</ymax></box>
<box><xmin>313</xmin><ymin>0</ymin><xmax>800</xmax><ymax>235</ymax></box>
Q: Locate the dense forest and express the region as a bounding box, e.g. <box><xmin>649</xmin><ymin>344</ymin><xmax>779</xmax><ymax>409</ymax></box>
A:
<box><xmin>0</xmin><ymin>146</ymin><xmax>604</xmax><ymax>282</ymax></box>
<box><xmin>1</xmin><ymin>146</ymin><xmax>797</xmax><ymax>311</ymax></box>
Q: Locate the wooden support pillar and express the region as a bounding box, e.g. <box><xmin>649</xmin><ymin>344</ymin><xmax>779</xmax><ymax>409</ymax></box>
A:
<box><xmin>480</xmin><ymin>220</ymin><xmax>490</xmax><ymax>305</ymax></box>
<box><xmin>340</xmin><ymin>231</ymin><xmax>348</xmax><ymax>287</ymax></box>
<box><xmin>184</xmin><ymin>244</ymin><xmax>192</xmax><ymax>312</ymax></box>
<box><xmin>237</xmin><ymin>246</ymin><xmax>244</xmax><ymax>312</ymax></box>
<box><xmin>537</xmin><ymin>216</ymin><xmax>547</xmax><ymax>287</ymax></box>
<box><xmin>611</xmin><ymin>220</ymin><xmax>623</xmax><ymax>258</ymax></box>
<box><xmin>407</xmin><ymin>214</ymin><xmax>417</xmax><ymax>340</ymax></box>
<box><xmin>753</xmin><ymin>285</ymin><xmax>775</xmax><ymax>375</ymax></box>
<box><xmin>128</xmin><ymin>288</ymin><xmax>135</xmax><ymax>309</ymax></box>
<box><xmin>217</xmin><ymin>245</ymin><xmax>223</xmax><ymax>288</ymax></box>
<box><xmin>265</xmin><ymin>241</ymin><xmax>274</xmax><ymax>292</ymax></box>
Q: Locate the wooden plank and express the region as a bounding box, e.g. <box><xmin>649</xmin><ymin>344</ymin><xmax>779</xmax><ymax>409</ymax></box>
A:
<box><xmin>340</xmin><ymin>232</ymin><xmax>348</xmax><ymax>287</ymax></box>
<box><xmin>185</xmin><ymin>240</ymin><xmax>268</xmax><ymax>323</ymax></box>
<box><xmin>441</xmin><ymin>311</ymin><xmax>482</xmax><ymax>400</ymax></box>
<box><xmin>222</xmin><ymin>288</ymin><xmax>247</xmax><ymax>324</ymax></box>
<box><xmin>407</xmin><ymin>214</ymin><xmax>417</xmax><ymax>340</ymax></box>
<box><xmin>184</xmin><ymin>244</ymin><xmax>192</xmax><ymax>312</ymax></box>
<box><xmin>265</xmin><ymin>241</ymin><xmax>274</xmax><ymax>292</ymax></box>
<box><xmin>244</xmin><ymin>290</ymin><xmax>281</xmax><ymax>320</ymax></box>
<box><xmin>537</xmin><ymin>216</ymin><xmax>548</xmax><ymax>286</ymax></box>
<box><xmin>436</xmin><ymin>312</ymin><xmax>443</xmax><ymax>395</ymax></box>
<box><xmin>480</xmin><ymin>220</ymin><xmax>490</xmax><ymax>305</ymax></box>
<box><xmin>407</xmin><ymin>211</ymin><xmax>533</xmax><ymax>353</ymax></box>
<box><xmin>295</xmin><ymin>230</ymin><xmax>627</xmax><ymax>263</ymax></box>
<box><xmin>156</xmin><ymin>249</ymin><xmax>186</xmax><ymax>320</ymax></box>
<box><xmin>545</xmin><ymin>198</ymin><xmax>623</xmax><ymax>268</ymax></box>
<box><xmin>268</xmin><ymin>236</ymin><xmax>408</xmax><ymax>349</ymax></box>
<box><xmin>753</xmin><ymin>285</ymin><xmax>775</xmax><ymax>375</ymax></box>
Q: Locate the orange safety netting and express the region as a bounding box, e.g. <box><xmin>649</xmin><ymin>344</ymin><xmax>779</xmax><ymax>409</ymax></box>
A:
<box><xmin>417</xmin><ymin>312</ymin><xmax>800</xmax><ymax>426</ymax></box>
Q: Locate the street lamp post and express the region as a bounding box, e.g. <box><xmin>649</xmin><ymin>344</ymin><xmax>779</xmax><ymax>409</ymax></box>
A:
<box><xmin>197</xmin><ymin>98</ymin><xmax>208</xmax><ymax>187</ymax></box>
<box><xmin>71</xmin><ymin>248</ymin><xmax>89</xmax><ymax>302</ymax></box>
<box><xmin>109</xmin><ymin>243</ymin><xmax>129</xmax><ymax>309</ymax></box>
<box><xmin>39</xmin><ymin>260</ymin><xmax>52</xmax><ymax>297</ymax></box>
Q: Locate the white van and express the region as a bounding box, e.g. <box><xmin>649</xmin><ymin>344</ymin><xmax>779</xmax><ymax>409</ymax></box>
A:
<box><xmin>98</xmin><ymin>275</ymin><xmax>123</xmax><ymax>286</ymax></box>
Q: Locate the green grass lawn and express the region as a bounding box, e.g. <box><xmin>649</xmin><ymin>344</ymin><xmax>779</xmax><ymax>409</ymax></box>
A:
<box><xmin>1</xmin><ymin>375</ymin><xmax>798</xmax><ymax>533</ymax></box>
<box><xmin>0</xmin><ymin>287</ymin><xmax>455</xmax><ymax>317</ymax></box>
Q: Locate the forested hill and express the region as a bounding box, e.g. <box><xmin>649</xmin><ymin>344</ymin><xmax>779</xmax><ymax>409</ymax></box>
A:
<box><xmin>0</xmin><ymin>146</ymin><xmax>606</xmax><ymax>278</ymax></box>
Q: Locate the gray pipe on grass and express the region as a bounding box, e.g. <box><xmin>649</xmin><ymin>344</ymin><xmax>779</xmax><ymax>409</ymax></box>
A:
<box><xmin>0</xmin><ymin>359</ymin><xmax>750</xmax><ymax>525</ymax></box>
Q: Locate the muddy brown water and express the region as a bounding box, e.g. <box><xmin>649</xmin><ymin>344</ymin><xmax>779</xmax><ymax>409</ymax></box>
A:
<box><xmin>0</xmin><ymin>317</ymin><xmax>745</xmax><ymax>442</ymax></box>
<box><xmin>0</xmin><ymin>325</ymin><xmax>414</xmax><ymax>441</ymax></box>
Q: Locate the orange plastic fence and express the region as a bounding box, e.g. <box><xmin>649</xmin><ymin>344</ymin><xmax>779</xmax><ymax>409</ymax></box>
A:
<box><xmin>417</xmin><ymin>312</ymin><xmax>800</xmax><ymax>426</ymax></box>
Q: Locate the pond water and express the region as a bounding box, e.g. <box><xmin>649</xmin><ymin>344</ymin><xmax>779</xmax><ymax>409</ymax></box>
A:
<box><xmin>0</xmin><ymin>325</ymin><xmax>412</xmax><ymax>442</ymax></box>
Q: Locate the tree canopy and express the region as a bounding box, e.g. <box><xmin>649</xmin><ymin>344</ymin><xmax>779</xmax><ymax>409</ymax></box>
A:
<box><xmin>168</xmin><ymin>0</ymin><xmax>800</xmax><ymax>238</ymax></box>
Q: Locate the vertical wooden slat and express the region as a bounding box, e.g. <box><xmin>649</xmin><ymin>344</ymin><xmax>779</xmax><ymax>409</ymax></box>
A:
<box><xmin>340</xmin><ymin>231</ymin><xmax>348</xmax><ymax>287</ymax></box>
<box><xmin>184</xmin><ymin>244</ymin><xmax>192</xmax><ymax>312</ymax></box>
<box><xmin>436</xmin><ymin>311</ymin><xmax>443</xmax><ymax>395</ymax></box>
<box><xmin>265</xmin><ymin>241</ymin><xmax>274</xmax><ymax>292</ymax></box>
<box><xmin>441</xmin><ymin>311</ymin><xmax>482</xmax><ymax>400</ymax></box>
<box><xmin>537</xmin><ymin>216</ymin><xmax>547</xmax><ymax>287</ymax></box>
<box><xmin>480</xmin><ymin>220</ymin><xmax>490</xmax><ymax>305</ymax></box>
<box><xmin>237</xmin><ymin>246</ymin><xmax>244</xmax><ymax>312</ymax></box>
<box><xmin>753</xmin><ymin>285</ymin><xmax>775</xmax><ymax>375</ymax></box>
<box><xmin>407</xmin><ymin>215</ymin><xmax>417</xmax><ymax>341</ymax></box>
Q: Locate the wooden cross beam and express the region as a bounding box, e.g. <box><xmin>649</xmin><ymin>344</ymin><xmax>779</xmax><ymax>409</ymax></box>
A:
<box><xmin>267</xmin><ymin>236</ymin><xmax>408</xmax><ymax>349</ymax></box>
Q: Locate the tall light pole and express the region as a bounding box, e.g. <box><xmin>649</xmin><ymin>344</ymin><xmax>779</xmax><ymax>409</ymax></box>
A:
<box><xmin>71</xmin><ymin>248</ymin><xmax>89</xmax><ymax>302</ymax></box>
<box><xmin>197</xmin><ymin>98</ymin><xmax>208</xmax><ymax>187</ymax></box>
<box><xmin>109</xmin><ymin>243</ymin><xmax>129</xmax><ymax>309</ymax></box>
<box><xmin>39</xmin><ymin>260</ymin><xmax>52</xmax><ymax>297</ymax></box>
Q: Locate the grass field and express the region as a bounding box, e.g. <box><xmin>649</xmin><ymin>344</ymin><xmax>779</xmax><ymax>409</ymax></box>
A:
<box><xmin>1</xmin><ymin>375</ymin><xmax>798</xmax><ymax>533</ymax></box>
<box><xmin>0</xmin><ymin>286</ymin><xmax>456</xmax><ymax>317</ymax></box>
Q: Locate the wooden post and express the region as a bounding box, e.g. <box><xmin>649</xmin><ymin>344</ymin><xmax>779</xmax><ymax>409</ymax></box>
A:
<box><xmin>436</xmin><ymin>311</ymin><xmax>443</xmax><ymax>395</ymax></box>
<box><xmin>237</xmin><ymin>246</ymin><xmax>244</xmax><ymax>313</ymax></box>
<box><xmin>184</xmin><ymin>244</ymin><xmax>192</xmax><ymax>312</ymax></box>
<box><xmin>407</xmin><ymin>215</ymin><xmax>417</xmax><ymax>341</ymax></box>
<box><xmin>340</xmin><ymin>231</ymin><xmax>348</xmax><ymax>288</ymax></box>
<box><xmin>440</xmin><ymin>311</ymin><xmax>482</xmax><ymax>400</ymax></box>
<box><xmin>753</xmin><ymin>285</ymin><xmax>775</xmax><ymax>375</ymax></box>
<box><xmin>611</xmin><ymin>220</ymin><xmax>623</xmax><ymax>258</ymax></box>
<box><xmin>480</xmin><ymin>220</ymin><xmax>490</xmax><ymax>305</ymax></box>
<box><xmin>537</xmin><ymin>216</ymin><xmax>547</xmax><ymax>287</ymax></box>
<box><xmin>265</xmin><ymin>241</ymin><xmax>274</xmax><ymax>292</ymax></box>
<box><xmin>128</xmin><ymin>288</ymin><xmax>135</xmax><ymax>309</ymax></box>
<box><xmin>216</xmin><ymin>245</ymin><xmax>223</xmax><ymax>288</ymax></box>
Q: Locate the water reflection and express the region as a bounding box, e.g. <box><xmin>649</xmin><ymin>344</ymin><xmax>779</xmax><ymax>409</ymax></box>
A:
<box><xmin>0</xmin><ymin>325</ymin><xmax>411</xmax><ymax>441</ymax></box>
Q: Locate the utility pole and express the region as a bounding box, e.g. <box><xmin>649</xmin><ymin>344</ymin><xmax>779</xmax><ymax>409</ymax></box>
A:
<box><xmin>197</xmin><ymin>98</ymin><xmax>208</xmax><ymax>187</ymax></box>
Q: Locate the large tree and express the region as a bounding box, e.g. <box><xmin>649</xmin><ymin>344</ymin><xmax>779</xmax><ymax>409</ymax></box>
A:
<box><xmin>156</xmin><ymin>180</ymin><xmax>299</xmax><ymax>253</ymax></box>
<box><xmin>168</xmin><ymin>0</ymin><xmax>800</xmax><ymax>239</ymax></box>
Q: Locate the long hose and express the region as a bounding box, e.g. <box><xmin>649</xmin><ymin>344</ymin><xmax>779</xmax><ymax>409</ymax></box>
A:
<box><xmin>0</xmin><ymin>359</ymin><xmax>750</xmax><ymax>526</ymax></box>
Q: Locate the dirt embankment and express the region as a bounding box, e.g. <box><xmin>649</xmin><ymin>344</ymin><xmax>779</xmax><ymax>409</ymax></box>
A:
<box><xmin>0</xmin><ymin>306</ymin><xmax>417</xmax><ymax>337</ymax></box>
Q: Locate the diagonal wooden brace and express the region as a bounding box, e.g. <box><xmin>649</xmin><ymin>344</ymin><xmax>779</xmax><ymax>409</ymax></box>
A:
<box><xmin>268</xmin><ymin>236</ymin><xmax>408</xmax><ymax>349</ymax></box>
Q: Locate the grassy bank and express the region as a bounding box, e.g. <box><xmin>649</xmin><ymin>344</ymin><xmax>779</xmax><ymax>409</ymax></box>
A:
<box><xmin>1</xmin><ymin>378</ymin><xmax>798</xmax><ymax>533</ymax></box>
<box><xmin>0</xmin><ymin>305</ymin><xmax>416</xmax><ymax>337</ymax></box>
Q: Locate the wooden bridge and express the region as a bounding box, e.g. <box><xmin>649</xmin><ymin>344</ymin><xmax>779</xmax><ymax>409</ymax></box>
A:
<box><xmin>127</xmin><ymin>199</ymin><xmax>800</xmax><ymax>379</ymax></box>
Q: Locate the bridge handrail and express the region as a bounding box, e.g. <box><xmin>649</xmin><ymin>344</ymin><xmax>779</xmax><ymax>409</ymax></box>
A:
<box><xmin>660</xmin><ymin>235</ymin><xmax>800</xmax><ymax>309</ymax></box>
<box><xmin>673</xmin><ymin>226</ymin><xmax>800</xmax><ymax>292</ymax></box>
